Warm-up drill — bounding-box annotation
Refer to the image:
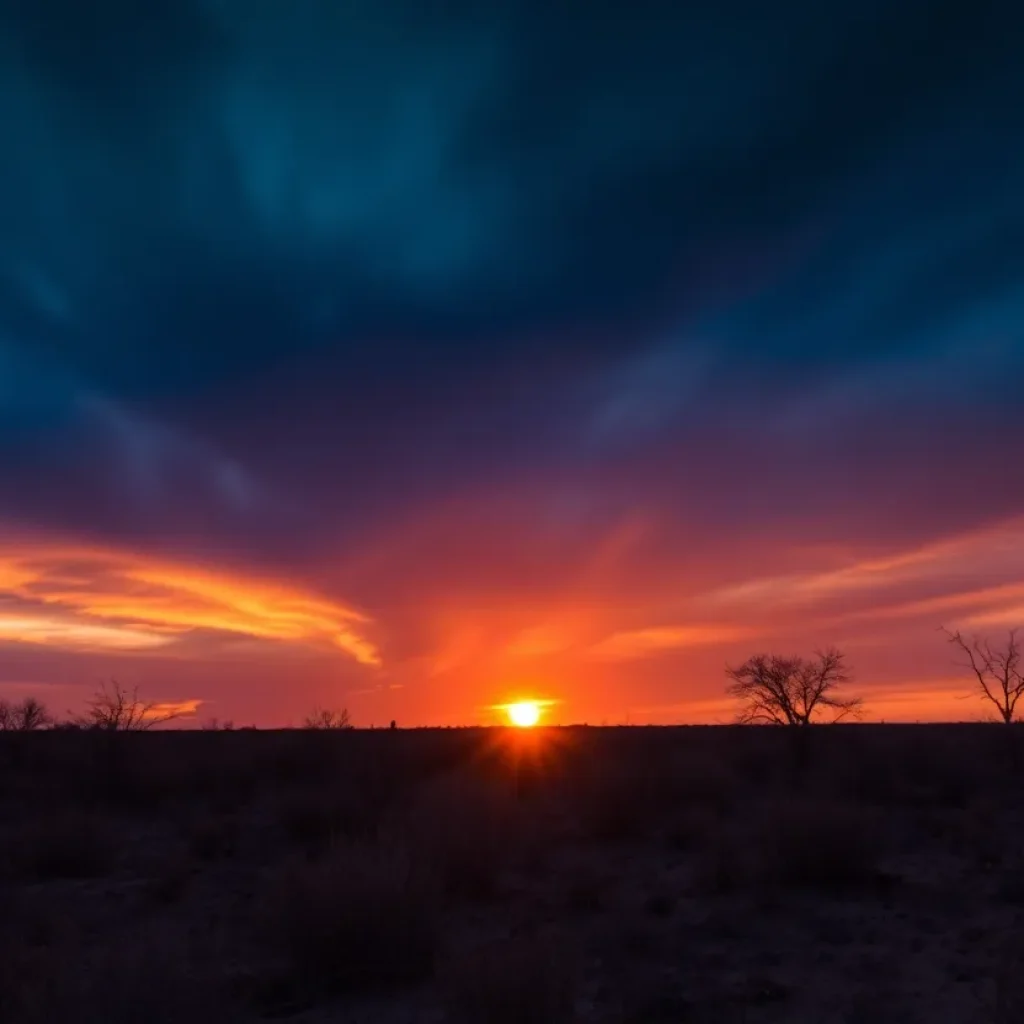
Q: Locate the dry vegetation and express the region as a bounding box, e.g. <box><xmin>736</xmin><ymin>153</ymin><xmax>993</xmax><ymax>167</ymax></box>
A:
<box><xmin>0</xmin><ymin>723</ymin><xmax>1022</xmax><ymax>1022</ymax></box>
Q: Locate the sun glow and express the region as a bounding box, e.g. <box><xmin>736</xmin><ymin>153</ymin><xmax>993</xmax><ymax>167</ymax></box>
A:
<box><xmin>506</xmin><ymin>700</ymin><xmax>542</xmax><ymax>727</ymax></box>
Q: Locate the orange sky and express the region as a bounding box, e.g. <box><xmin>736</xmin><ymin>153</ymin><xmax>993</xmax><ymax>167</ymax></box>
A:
<box><xmin>1</xmin><ymin>509</ymin><xmax>1022</xmax><ymax>726</ymax></box>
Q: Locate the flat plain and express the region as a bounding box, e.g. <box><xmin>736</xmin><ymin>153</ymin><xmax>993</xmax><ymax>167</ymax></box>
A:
<box><xmin>1</xmin><ymin>723</ymin><xmax>1021</xmax><ymax>1022</ymax></box>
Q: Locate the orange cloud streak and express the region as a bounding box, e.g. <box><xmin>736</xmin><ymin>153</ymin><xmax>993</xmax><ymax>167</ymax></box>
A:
<box><xmin>0</xmin><ymin>538</ymin><xmax>378</xmax><ymax>663</ymax></box>
<box><xmin>0</xmin><ymin>614</ymin><xmax>171</xmax><ymax>651</ymax></box>
<box><xmin>704</xmin><ymin>516</ymin><xmax>1024</xmax><ymax>624</ymax></box>
<box><xmin>144</xmin><ymin>699</ymin><xmax>205</xmax><ymax>721</ymax></box>
<box><xmin>588</xmin><ymin>624</ymin><xmax>757</xmax><ymax>660</ymax></box>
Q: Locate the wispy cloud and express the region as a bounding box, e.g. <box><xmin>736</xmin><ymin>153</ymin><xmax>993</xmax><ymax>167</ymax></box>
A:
<box><xmin>0</xmin><ymin>537</ymin><xmax>378</xmax><ymax>663</ymax></box>
<box><xmin>858</xmin><ymin>679</ymin><xmax>980</xmax><ymax>723</ymax></box>
<box><xmin>81</xmin><ymin>396</ymin><xmax>262</xmax><ymax>511</ymax></box>
<box><xmin>588</xmin><ymin>624</ymin><xmax>755</xmax><ymax>661</ymax></box>
<box><xmin>957</xmin><ymin>604</ymin><xmax>1024</xmax><ymax>629</ymax></box>
<box><xmin>833</xmin><ymin>582</ymin><xmax>1024</xmax><ymax>627</ymax></box>
<box><xmin>704</xmin><ymin>517</ymin><xmax>1024</xmax><ymax>626</ymax></box>
<box><xmin>504</xmin><ymin>625</ymin><xmax>575</xmax><ymax>658</ymax></box>
<box><xmin>0</xmin><ymin>613</ymin><xmax>171</xmax><ymax>651</ymax></box>
<box><xmin>144</xmin><ymin>699</ymin><xmax>205</xmax><ymax>721</ymax></box>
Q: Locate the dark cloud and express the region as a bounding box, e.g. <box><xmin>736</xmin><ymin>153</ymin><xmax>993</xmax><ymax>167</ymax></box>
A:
<box><xmin>2</xmin><ymin>0</ymin><xmax>221</xmax><ymax>109</ymax></box>
<box><xmin>0</xmin><ymin>0</ymin><xmax>1022</xmax><ymax>665</ymax></box>
<box><xmin>0</xmin><ymin>0</ymin><xmax>1019</xmax><ymax>382</ymax></box>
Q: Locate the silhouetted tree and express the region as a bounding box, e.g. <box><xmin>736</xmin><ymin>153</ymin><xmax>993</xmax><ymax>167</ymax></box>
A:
<box><xmin>0</xmin><ymin>696</ymin><xmax>51</xmax><ymax>731</ymax></box>
<box><xmin>302</xmin><ymin>706</ymin><xmax>353</xmax><ymax>729</ymax></box>
<box><xmin>726</xmin><ymin>648</ymin><xmax>861</xmax><ymax>725</ymax></box>
<box><xmin>73</xmin><ymin>681</ymin><xmax>183</xmax><ymax>731</ymax></box>
<box><xmin>943</xmin><ymin>627</ymin><xmax>1024</xmax><ymax>724</ymax></box>
<box><xmin>201</xmin><ymin>717</ymin><xmax>235</xmax><ymax>731</ymax></box>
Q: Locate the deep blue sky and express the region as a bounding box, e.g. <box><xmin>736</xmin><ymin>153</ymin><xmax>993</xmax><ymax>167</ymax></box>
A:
<box><xmin>1</xmin><ymin>0</ymin><xmax>1023</xmax><ymax>724</ymax></box>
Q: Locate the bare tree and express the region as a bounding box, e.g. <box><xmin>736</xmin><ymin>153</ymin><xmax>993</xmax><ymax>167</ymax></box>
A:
<box><xmin>0</xmin><ymin>696</ymin><xmax>51</xmax><ymax>731</ymax></box>
<box><xmin>201</xmin><ymin>717</ymin><xmax>235</xmax><ymax>731</ymax></box>
<box><xmin>302</xmin><ymin>706</ymin><xmax>352</xmax><ymax>729</ymax></box>
<box><xmin>726</xmin><ymin>648</ymin><xmax>862</xmax><ymax>725</ymax></box>
<box><xmin>943</xmin><ymin>627</ymin><xmax>1024</xmax><ymax>724</ymax></box>
<box><xmin>74</xmin><ymin>681</ymin><xmax>184</xmax><ymax>732</ymax></box>
<box><xmin>14</xmin><ymin>696</ymin><xmax>49</xmax><ymax>730</ymax></box>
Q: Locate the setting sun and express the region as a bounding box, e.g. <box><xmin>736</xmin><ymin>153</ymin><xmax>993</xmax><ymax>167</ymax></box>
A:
<box><xmin>506</xmin><ymin>700</ymin><xmax>542</xmax><ymax>727</ymax></box>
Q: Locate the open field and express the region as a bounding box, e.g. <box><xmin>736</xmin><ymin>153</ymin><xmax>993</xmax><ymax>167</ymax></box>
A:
<box><xmin>1</xmin><ymin>723</ymin><xmax>1022</xmax><ymax>1022</ymax></box>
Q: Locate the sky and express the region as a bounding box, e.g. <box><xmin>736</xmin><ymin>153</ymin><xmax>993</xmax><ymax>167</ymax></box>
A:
<box><xmin>1</xmin><ymin>0</ymin><xmax>1023</xmax><ymax>726</ymax></box>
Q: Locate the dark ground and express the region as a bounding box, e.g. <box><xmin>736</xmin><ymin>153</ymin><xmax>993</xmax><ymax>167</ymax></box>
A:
<box><xmin>0</xmin><ymin>723</ymin><xmax>1022</xmax><ymax>1022</ymax></box>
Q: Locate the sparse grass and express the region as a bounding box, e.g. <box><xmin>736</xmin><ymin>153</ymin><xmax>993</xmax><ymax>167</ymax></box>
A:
<box><xmin>183</xmin><ymin>812</ymin><xmax>237</xmax><ymax>862</ymax></box>
<box><xmin>563</xmin><ymin>873</ymin><xmax>606</xmax><ymax>916</ymax></box>
<box><xmin>691</xmin><ymin>796</ymin><xmax>883</xmax><ymax>895</ymax></box>
<box><xmin>574</xmin><ymin>764</ymin><xmax>656</xmax><ymax>842</ymax></box>
<box><xmin>5</xmin><ymin>811</ymin><xmax>118</xmax><ymax>881</ymax></box>
<box><xmin>665</xmin><ymin>805</ymin><xmax>718</xmax><ymax>852</ymax></box>
<box><xmin>0</xmin><ymin>886</ymin><xmax>67</xmax><ymax>950</ymax></box>
<box><xmin>0</xmin><ymin>937</ymin><xmax>240</xmax><ymax>1024</ymax></box>
<box><xmin>753</xmin><ymin>797</ymin><xmax>883</xmax><ymax>892</ymax></box>
<box><xmin>259</xmin><ymin>841</ymin><xmax>438</xmax><ymax>996</ymax></box>
<box><xmin>400</xmin><ymin>770</ymin><xmax>514</xmax><ymax>901</ymax></box>
<box><xmin>0</xmin><ymin>724</ymin><xmax>1018</xmax><ymax>1023</ymax></box>
<box><xmin>643</xmin><ymin>891</ymin><xmax>675</xmax><ymax>918</ymax></box>
<box><xmin>274</xmin><ymin>789</ymin><xmax>340</xmax><ymax>849</ymax></box>
<box><xmin>440</xmin><ymin>934</ymin><xmax>576</xmax><ymax>1024</ymax></box>
<box><xmin>693</xmin><ymin>822</ymin><xmax>748</xmax><ymax>894</ymax></box>
<box><xmin>143</xmin><ymin>852</ymin><xmax>194</xmax><ymax>906</ymax></box>
<box><xmin>975</xmin><ymin>929</ymin><xmax>1024</xmax><ymax>1023</ymax></box>
<box><xmin>273</xmin><ymin>783</ymin><xmax>375</xmax><ymax>851</ymax></box>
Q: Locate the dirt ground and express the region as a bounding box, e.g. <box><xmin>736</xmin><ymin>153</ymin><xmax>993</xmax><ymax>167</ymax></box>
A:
<box><xmin>0</xmin><ymin>723</ymin><xmax>1021</xmax><ymax>1022</ymax></box>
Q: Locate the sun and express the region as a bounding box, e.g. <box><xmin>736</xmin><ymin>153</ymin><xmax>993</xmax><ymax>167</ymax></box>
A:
<box><xmin>506</xmin><ymin>700</ymin><xmax>542</xmax><ymax>728</ymax></box>
<box><xmin>490</xmin><ymin>696</ymin><xmax>558</xmax><ymax>728</ymax></box>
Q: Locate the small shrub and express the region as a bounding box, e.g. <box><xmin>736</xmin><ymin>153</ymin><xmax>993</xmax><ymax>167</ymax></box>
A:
<box><xmin>574</xmin><ymin>766</ymin><xmax>655</xmax><ymax>843</ymax></box>
<box><xmin>692</xmin><ymin>825</ymin><xmax>748</xmax><ymax>895</ymax></box>
<box><xmin>975</xmin><ymin>927</ymin><xmax>1024</xmax><ymax>1023</ymax></box>
<box><xmin>643</xmin><ymin>892</ymin><xmax>675</xmax><ymax>918</ymax></box>
<box><xmin>259</xmin><ymin>842</ymin><xmax>438</xmax><ymax>996</ymax></box>
<box><xmin>563</xmin><ymin>875</ymin><xmax>606</xmax><ymax>916</ymax></box>
<box><xmin>0</xmin><ymin>938</ymin><xmax>239</xmax><ymax>1024</ymax></box>
<box><xmin>754</xmin><ymin>798</ymin><xmax>882</xmax><ymax>892</ymax></box>
<box><xmin>400</xmin><ymin>771</ymin><xmax>513</xmax><ymax>901</ymax></box>
<box><xmin>274</xmin><ymin>784</ymin><xmax>374</xmax><ymax>851</ymax></box>
<box><xmin>665</xmin><ymin>806</ymin><xmax>717</xmax><ymax>853</ymax></box>
<box><xmin>662</xmin><ymin>750</ymin><xmax>737</xmax><ymax>813</ymax></box>
<box><xmin>0</xmin><ymin>887</ymin><xmax>67</xmax><ymax>950</ymax></box>
<box><xmin>228</xmin><ymin>968</ymin><xmax>311</xmax><ymax>1019</ymax></box>
<box><xmin>901</xmin><ymin>740</ymin><xmax>982</xmax><ymax>809</ymax></box>
<box><xmin>692</xmin><ymin>797</ymin><xmax>883</xmax><ymax>896</ymax></box>
<box><xmin>619</xmin><ymin>988</ymin><xmax>694</xmax><ymax>1024</ymax></box>
<box><xmin>301</xmin><ymin>707</ymin><xmax>352</xmax><ymax>729</ymax></box>
<box><xmin>143</xmin><ymin>854</ymin><xmax>193</xmax><ymax>906</ymax></box>
<box><xmin>441</xmin><ymin>935</ymin><xmax>576</xmax><ymax>1024</ymax></box>
<box><xmin>570</xmin><ymin>742</ymin><xmax>719</xmax><ymax>844</ymax></box>
<box><xmin>68</xmin><ymin>737</ymin><xmax>198</xmax><ymax>814</ymax></box>
<box><xmin>275</xmin><ymin>791</ymin><xmax>337</xmax><ymax>849</ymax></box>
<box><xmin>265</xmin><ymin>734</ymin><xmax>335</xmax><ymax>786</ymax></box>
<box><xmin>834</xmin><ymin>730</ymin><xmax>989</xmax><ymax>809</ymax></box>
<box><xmin>184</xmin><ymin>813</ymin><xmax>237</xmax><ymax>862</ymax></box>
<box><xmin>6</xmin><ymin>812</ymin><xmax>118</xmax><ymax>881</ymax></box>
